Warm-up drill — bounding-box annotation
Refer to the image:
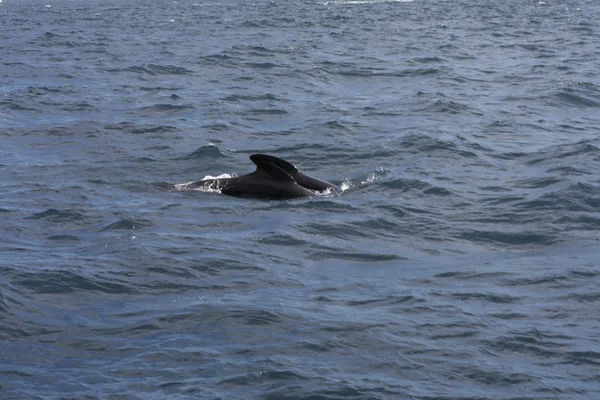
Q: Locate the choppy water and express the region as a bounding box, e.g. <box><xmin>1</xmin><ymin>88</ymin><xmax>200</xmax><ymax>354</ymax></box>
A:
<box><xmin>2</xmin><ymin>0</ymin><xmax>600</xmax><ymax>398</ymax></box>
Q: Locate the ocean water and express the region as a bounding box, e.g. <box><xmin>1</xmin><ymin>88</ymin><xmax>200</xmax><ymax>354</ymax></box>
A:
<box><xmin>1</xmin><ymin>0</ymin><xmax>600</xmax><ymax>398</ymax></box>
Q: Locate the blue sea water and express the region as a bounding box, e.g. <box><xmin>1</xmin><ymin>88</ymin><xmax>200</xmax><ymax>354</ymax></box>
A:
<box><xmin>1</xmin><ymin>0</ymin><xmax>600</xmax><ymax>398</ymax></box>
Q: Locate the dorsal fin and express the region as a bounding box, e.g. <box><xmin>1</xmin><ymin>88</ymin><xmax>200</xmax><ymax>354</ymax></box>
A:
<box><xmin>256</xmin><ymin>162</ymin><xmax>296</xmax><ymax>182</ymax></box>
<box><xmin>250</xmin><ymin>154</ymin><xmax>299</xmax><ymax>173</ymax></box>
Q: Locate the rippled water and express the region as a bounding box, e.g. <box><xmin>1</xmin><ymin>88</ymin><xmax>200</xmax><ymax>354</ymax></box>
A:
<box><xmin>2</xmin><ymin>0</ymin><xmax>600</xmax><ymax>399</ymax></box>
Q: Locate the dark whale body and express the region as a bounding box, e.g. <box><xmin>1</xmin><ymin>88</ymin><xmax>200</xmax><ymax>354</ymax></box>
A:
<box><xmin>249</xmin><ymin>154</ymin><xmax>337</xmax><ymax>192</ymax></box>
<box><xmin>188</xmin><ymin>154</ymin><xmax>338</xmax><ymax>200</ymax></box>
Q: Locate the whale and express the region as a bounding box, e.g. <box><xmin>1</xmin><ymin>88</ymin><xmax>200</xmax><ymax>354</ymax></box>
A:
<box><xmin>187</xmin><ymin>154</ymin><xmax>338</xmax><ymax>200</ymax></box>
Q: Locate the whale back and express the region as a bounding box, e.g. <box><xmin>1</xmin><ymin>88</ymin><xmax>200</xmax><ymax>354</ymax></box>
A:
<box><xmin>217</xmin><ymin>161</ymin><xmax>313</xmax><ymax>199</ymax></box>
<box><xmin>250</xmin><ymin>154</ymin><xmax>338</xmax><ymax>192</ymax></box>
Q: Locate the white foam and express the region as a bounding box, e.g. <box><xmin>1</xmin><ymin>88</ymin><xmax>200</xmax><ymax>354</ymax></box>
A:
<box><xmin>361</xmin><ymin>172</ymin><xmax>378</xmax><ymax>186</ymax></box>
<box><xmin>172</xmin><ymin>182</ymin><xmax>195</xmax><ymax>192</ymax></box>
<box><xmin>340</xmin><ymin>181</ymin><xmax>354</xmax><ymax>192</ymax></box>
<box><xmin>314</xmin><ymin>187</ymin><xmax>338</xmax><ymax>196</ymax></box>
<box><xmin>194</xmin><ymin>184</ymin><xmax>221</xmax><ymax>193</ymax></box>
<box><xmin>201</xmin><ymin>173</ymin><xmax>232</xmax><ymax>180</ymax></box>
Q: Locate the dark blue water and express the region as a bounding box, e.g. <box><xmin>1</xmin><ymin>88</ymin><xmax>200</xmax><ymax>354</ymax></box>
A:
<box><xmin>2</xmin><ymin>0</ymin><xmax>600</xmax><ymax>398</ymax></box>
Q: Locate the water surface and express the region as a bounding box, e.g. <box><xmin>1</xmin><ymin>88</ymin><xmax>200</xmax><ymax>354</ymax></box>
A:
<box><xmin>1</xmin><ymin>0</ymin><xmax>600</xmax><ymax>399</ymax></box>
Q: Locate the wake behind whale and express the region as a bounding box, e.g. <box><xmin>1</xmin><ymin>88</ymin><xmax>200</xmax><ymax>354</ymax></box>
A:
<box><xmin>181</xmin><ymin>154</ymin><xmax>339</xmax><ymax>200</ymax></box>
